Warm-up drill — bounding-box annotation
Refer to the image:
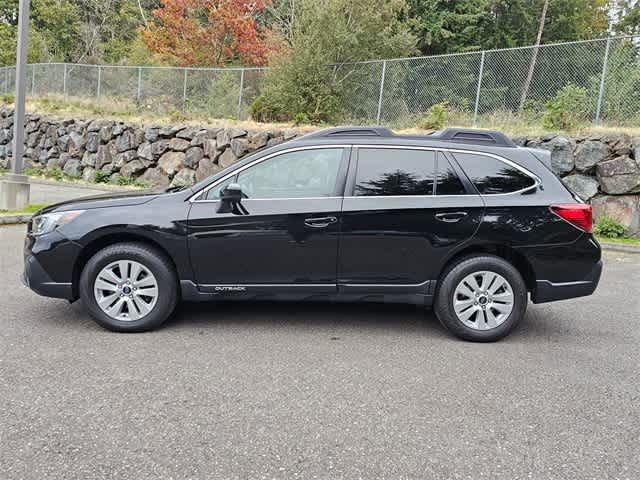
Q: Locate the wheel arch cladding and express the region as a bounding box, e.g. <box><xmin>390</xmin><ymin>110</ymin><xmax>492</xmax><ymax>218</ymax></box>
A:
<box><xmin>437</xmin><ymin>243</ymin><xmax>536</xmax><ymax>292</ymax></box>
<box><xmin>72</xmin><ymin>233</ymin><xmax>180</xmax><ymax>300</ymax></box>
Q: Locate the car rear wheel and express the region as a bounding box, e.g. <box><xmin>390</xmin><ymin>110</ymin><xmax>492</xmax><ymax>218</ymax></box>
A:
<box><xmin>434</xmin><ymin>255</ymin><xmax>527</xmax><ymax>342</ymax></box>
<box><xmin>79</xmin><ymin>242</ymin><xmax>178</xmax><ymax>332</ymax></box>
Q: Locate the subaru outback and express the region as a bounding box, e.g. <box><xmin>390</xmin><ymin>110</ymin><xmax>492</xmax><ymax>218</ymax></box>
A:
<box><xmin>23</xmin><ymin>127</ymin><xmax>602</xmax><ymax>341</ymax></box>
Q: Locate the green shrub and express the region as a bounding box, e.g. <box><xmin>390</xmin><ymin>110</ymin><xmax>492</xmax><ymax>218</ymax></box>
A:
<box><xmin>23</xmin><ymin>167</ymin><xmax>44</xmax><ymax>177</ymax></box>
<box><xmin>249</xmin><ymin>93</ymin><xmax>288</xmax><ymax>123</ymax></box>
<box><xmin>1</xmin><ymin>93</ymin><xmax>14</xmax><ymax>104</ymax></box>
<box><xmin>45</xmin><ymin>167</ymin><xmax>64</xmax><ymax>181</ymax></box>
<box><xmin>293</xmin><ymin>112</ymin><xmax>312</xmax><ymax>126</ymax></box>
<box><xmin>593</xmin><ymin>215</ymin><xmax>627</xmax><ymax>239</ymax></box>
<box><xmin>94</xmin><ymin>170</ymin><xmax>111</xmax><ymax>184</ymax></box>
<box><xmin>419</xmin><ymin>102</ymin><xmax>448</xmax><ymax>130</ymax></box>
<box><xmin>541</xmin><ymin>84</ymin><xmax>590</xmax><ymax>131</ymax></box>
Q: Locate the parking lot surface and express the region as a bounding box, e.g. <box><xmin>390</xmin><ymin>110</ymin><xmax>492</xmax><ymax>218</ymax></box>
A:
<box><xmin>1</xmin><ymin>224</ymin><xmax>639</xmax><ymax>479</ymax></box>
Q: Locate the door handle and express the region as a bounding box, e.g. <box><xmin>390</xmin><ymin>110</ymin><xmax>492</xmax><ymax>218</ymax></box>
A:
<box><xmin>304</xmin><ymin>216</ymin><xmax>337</xmax><ymax>228</ymax></box>
<box><xmin>435</xmin><ymin>211</ymin><xmax>468</xmax><ymax>223</ymax></box>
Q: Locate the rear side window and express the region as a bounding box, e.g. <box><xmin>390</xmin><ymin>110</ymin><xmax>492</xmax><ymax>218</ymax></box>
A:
<box><xmin>454</xmin><ymin>152</ymin><xmax>536</xmax><ymax>194</ymax></box>
<box><xmin>355</xmin><ymin>148</ymin><xmax>435</xmax><ymax>196</ymax></box>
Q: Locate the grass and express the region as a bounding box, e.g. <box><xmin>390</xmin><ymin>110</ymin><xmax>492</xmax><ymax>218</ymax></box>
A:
<box><xmin>15</xmin><ymin>95</ymin><xmax>640</xmax><ymax>139</ymax></box>
<box><xmin>595</xmin><ymin>235</ymin><xmax>640</xmax><ymax>247</ymax></box>
<box><xmin>0</xmin><ymin>203</ymin><xmax>47</xmax><ymax>216</ymax></box>
<box><xmin>20</xmin><ymin>96</ymin><xmax>317</xmax><ymax>134</ymax></box>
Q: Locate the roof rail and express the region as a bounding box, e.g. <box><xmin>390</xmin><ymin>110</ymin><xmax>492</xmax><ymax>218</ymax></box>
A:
<box><xmin>299</xmin><ymin>126</ymin><xmax>394</xmax><ymax>139</ymax></box>
<box><xmin>297</xmin><ymin>126</ymin><xmax>517</xmax><ymax>148</ymax></box>
<box><xmin>429</xmin><ymin>128</ymin><xmax>516</xmax><ymax>147</ymax></box>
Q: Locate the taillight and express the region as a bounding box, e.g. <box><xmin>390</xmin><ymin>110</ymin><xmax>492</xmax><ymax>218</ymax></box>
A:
<box><xmin>550</xmin><ymin>203</ymin><xmax>593</xmax><ymax>233</ymax></box>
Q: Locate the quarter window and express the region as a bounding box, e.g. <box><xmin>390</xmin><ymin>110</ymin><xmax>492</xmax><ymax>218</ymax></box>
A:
<box><xmin>355</xmin><ymin>148</ymin><xmax>435</xmax><ymax>196</ymax></box>
<box><xmin>454</xmin><ymin>152</ymin><xmax>536</xmax><ymax>195</ymax></box>
<box><xmin>436</xmin><ymin>155</ymin><xmax>467</xmax><ymax>195</ymax></box>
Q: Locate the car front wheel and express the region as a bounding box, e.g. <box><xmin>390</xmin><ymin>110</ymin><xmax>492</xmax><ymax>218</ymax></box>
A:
<box><xmin>79</xmin><ymin>242</ymin><xmax>178</xmax><ymax>332</ymax></box>
<box><xmin>434</xmin><ymin>255</ymin><xmax>528</xmax><ymax>342</ymax></box>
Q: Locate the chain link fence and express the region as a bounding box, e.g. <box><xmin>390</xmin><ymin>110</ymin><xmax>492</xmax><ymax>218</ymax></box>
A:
<box><xmin>1</xmin><ymin>35</ymin><xmax>638</xmax><ymax>128</ymax></box>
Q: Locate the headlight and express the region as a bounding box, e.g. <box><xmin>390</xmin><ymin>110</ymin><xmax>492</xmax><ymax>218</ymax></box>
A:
<box><xmin>31</xmin><ymin>210</ymin><xmax>85</xmax><ymax>236</ymax></box>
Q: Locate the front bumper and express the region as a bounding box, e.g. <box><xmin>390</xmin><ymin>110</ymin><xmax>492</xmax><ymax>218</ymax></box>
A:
<box><xmin>531</xmin><ymin>260</ymin><xmax>603</xmax><ymax>303</ymax></box>
<box><xmin>23</xmin><ymin>253</ymin><xmax>74</xmax><ymax>300</ymax></box>
<box><xmin>23</xmin><ymin>229</ymin><xmax>81</xmax><ymax>301</ymax></box>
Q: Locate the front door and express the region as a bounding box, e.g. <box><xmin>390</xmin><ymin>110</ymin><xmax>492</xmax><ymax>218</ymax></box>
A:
<box><xmin>187</xmin><ymin>146</ymin><xmax>348</xmax><ymax>294</ymax></box>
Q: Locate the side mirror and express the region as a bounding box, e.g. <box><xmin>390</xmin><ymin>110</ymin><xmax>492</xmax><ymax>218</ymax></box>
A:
<box><xmin>220</xmin><ymin>183</ymin><xmax>243</xmax><ymax>202</ymax></box>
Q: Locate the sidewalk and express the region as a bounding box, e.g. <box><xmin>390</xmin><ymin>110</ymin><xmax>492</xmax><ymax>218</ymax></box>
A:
<box><xmin>27</xmin><ymin>178</ymin><xmax>131</xmax><ymax>205</ymax></box>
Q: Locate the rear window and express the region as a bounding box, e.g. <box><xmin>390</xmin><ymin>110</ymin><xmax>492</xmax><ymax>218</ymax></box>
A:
<box><xmin>355</xmin><ymin>148</ymin><xmax>435</xmax><ymax>196</ymax></box>
<box><xmin>454</xmin><ymin>152</ymin><xmax>536</xmax><ymax>194</ymax></box>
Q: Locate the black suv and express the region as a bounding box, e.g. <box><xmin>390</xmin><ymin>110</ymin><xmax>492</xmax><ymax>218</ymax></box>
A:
<box><xmin>23</xmin><ymin>127</ymin><xmax>602</xmax><ymax>341</ymax></box>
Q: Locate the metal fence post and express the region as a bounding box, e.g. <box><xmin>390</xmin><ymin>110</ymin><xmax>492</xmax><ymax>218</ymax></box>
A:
<box><xmin>473</xmin><ymin>51</ymin><xmax>486</xmax><ymax>127</ymax></box>
<box><xmin>96</xmin><ymin>65</ymin><xmax>102</xmax><ymax>99</ymax></box>
<box><xmin>182</xmin><ymin>68</ymin><xmax>188</xmax><ymax>109</ymax></box>
<box><xmin>236</xmin><ymin>68</ymin><xmax>245</xmax><ymax>119</ymax></box>
<box><xmin>63</xmin><ymin>63</ymin><xmax>67</xmax><ymax>100</ymax></box>
<box><xmin>376</xmin><ymin>60</ymin><xmax>387</xmax><ymax>125</ymax></box>
<box><xmin>137</xmin><ymin>67</ymin><xmax>142</xmax><ymax>102</ymax></box>
<box><xmin>595</xmin><ymin>37</ymin><xmax>612</xmax><ymax>125</ymax></box>
<box><xmin>30</xmin><ymin>64</ymin><xmax>35</xmax><ymax>97</ymax></box>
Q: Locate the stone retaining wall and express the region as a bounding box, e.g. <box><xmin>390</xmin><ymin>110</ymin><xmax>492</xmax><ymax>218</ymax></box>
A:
<box><xmin>1</xmin><ymin>106</ymin><xmax>638</xmax><ymax>234</ymax></box>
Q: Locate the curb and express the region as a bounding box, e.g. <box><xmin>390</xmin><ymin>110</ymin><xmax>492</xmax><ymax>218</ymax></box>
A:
<box><xmin>0</xmin><ymin>214</ymin><xmax>32</xmax><ymax>225</ymax></box>
<box><xmin>26</xmin><ymin>177</ymin><xmax>134</xmax><ymax>192</ymax></box>
<box><xmin>598</xmin><ymin>242</ymin><xmax>640</xmax><ymax>254</ymax></box>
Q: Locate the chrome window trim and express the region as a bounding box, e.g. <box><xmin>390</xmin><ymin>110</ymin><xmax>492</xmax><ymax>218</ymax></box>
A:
<box><xmin>189</xmin><ymin>143</ymin><xmax>540</xmax><ymax>202</ymax></box>
<box><xmin>188</xmin><ymin>145</ymin><xmax>350</xmax><ymax>203</ymax></box>
<box><xmin>352</xmin><ymin>145</ymin><xmax>540</xmax><ymax>197</ymax></box>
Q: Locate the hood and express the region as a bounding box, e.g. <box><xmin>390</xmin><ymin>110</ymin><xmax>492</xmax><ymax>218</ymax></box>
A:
<box><xmin>38</xmin><ymin>187</ymin><xmax>187</xmax><ymax>215</ymax></box>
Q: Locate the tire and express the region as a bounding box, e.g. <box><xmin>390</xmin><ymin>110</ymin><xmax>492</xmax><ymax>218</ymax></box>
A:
<box><xmin>434</xmin><ymin>255</ymin><xmax>527</xmax><ymax>342</ymax></box>
<box><xmin>79</xmin><ymin>242</ymin><xmax>178</xmax><ymax>332</ymax></box>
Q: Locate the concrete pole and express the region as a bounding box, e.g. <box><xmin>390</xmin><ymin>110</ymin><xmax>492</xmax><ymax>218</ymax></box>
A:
<box><xmin>1</xmin><ymin>0</ymin><xmax>31</xmax><ymax>210</ymax></box>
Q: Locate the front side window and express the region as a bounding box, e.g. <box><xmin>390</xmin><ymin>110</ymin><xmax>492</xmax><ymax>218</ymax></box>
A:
<box><xmin>355</xmin><ymin>148</ymin><xmax>436</xmax><ymax>196</ymax></box>
<box><xmin>454</xmin><ymin>152</ymin><xmax>536</xmax><ymax>195</ymax></box>
<box><xmin>234</xmin><ymin>148</ymin><xmax>343</xmax><ymax>199</ymax></box>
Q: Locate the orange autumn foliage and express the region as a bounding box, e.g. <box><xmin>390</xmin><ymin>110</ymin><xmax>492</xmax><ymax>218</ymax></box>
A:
<box><xmin>142</xmin><ymin>0</ymin><xmax>275</xmax><ymax>67</ymax></box>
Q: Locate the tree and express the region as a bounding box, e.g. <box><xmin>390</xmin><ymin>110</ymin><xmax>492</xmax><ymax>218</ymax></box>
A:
<box><xmin>250</xmin><ymin>0</ymin><xmax>417</xmax><ymax>123</ymax></box>
<box><xmin>518</xmin><ymin>0</ymin><xmax>549</xmax><ymax>110</ymax></box>
<box><xmin>406</xmin><ymin>0</ymin><xmax>490</xmax><ymax>55</ymax></box>
<box><xmin>482</xmin><ymin>0</ymin><xmax>609</xmax><ymax>49</ymax></box>
<box><xmin>141</xmin><ymin>0</ymin><xmax>275</xmax><ymax>66</ymax></box>
<box><xmin>614</xmin><ymin>0</ymin><xmax>640</xmax><ymax>34</ymax></box>
<box><xmin>407</xmin><ymin>0</ymin><xmax>610</xmax><ymax>56</ymax></box>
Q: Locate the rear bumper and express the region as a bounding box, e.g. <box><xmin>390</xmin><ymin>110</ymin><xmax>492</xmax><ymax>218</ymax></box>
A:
<box><xmin>23</xmin><ymin>253</ymin><xmax>74</xmax><ymax>300</ymax></box>
<box><xmin>532</xmin><ymin>260</ymin><xmax>602</xmax><ymax>303</ymax></box>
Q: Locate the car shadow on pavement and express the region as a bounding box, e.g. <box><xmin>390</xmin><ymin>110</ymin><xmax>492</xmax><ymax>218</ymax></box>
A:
<box><xmin>166</xmin><ymin>300</ymin><xmax>445</xmax><ymax>336</ymax></box>
<box><xmin>59</xmin><ymin>296</ymin><xmax>567</xmax><ymax>341</ymax></box>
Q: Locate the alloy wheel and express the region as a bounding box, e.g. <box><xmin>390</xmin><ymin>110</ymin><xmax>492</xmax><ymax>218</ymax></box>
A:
<box><xmin>452</xmin><ymin>270</ymin><xmax>514</xmax><ymax>330</ymax></box>
<box><xmin>93</xmin><ymin>260</ymin><xmax>159</xmax><ymax>321</ymax></box>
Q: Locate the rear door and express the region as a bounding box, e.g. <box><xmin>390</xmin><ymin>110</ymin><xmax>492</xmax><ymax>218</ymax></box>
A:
<box><xmin>338</xmin><ymin>146</ymin><xmax>484</xmax><ymax>294</ymax></box>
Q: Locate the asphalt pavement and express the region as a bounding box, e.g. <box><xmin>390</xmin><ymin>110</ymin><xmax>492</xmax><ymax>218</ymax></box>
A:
<box><xmin>1</xmin><ymin>224</ymin><xmax>639</xmax><ymax>479</ymax></box>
